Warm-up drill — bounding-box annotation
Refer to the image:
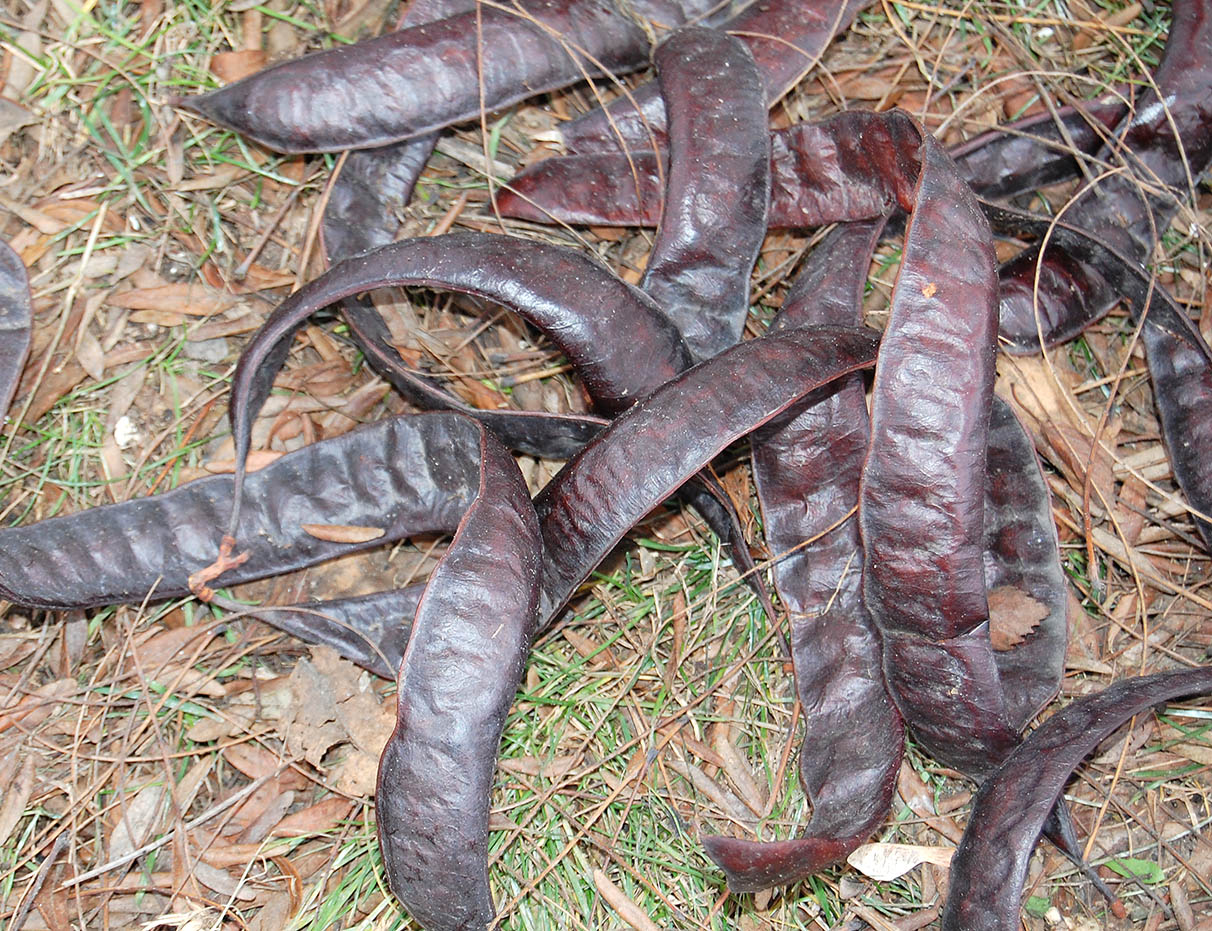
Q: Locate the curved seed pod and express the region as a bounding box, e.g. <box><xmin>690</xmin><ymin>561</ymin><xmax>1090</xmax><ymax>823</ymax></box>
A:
<box><xmin>376</xmin><ymin>418</ymin><xmax>542</xmax><ymax>931</ymax></box>
<box><xmin>224</xmin><ymin>232</ymin><xmax>692</xmax><ymax>532</ymax></box>
<box><xmin>313</xmin><ymin>1</ymin><xmax>617</xmax><ymax>462</ymax></box>
<box><xmin>229</xmin><ymin>229</ymin><xmax>780</xmax><ymax>621</ymax></box>
<box><xmin>558</xmin><ymin>0</ymin><xmax>872</xmax><ymax>154</ymax></box>
<box><xmin>986</xmin><ymin>202</ymin><xmax>1212</xmax><ymax>548</ymax></box>
<box><xmin>322</xmin><ymin>141</ymin><xmax>437</xmax><ymax>268</ymax></box>
<box><xmin>859</xmin><ymin>136</ymin><xmax>996</xmax><ymax>643</ymax></box>
<box><xmin>997</xmin><ymin>0</ymin><xmax>1212</xmax><ymax>351</ymax></box>
<box><xmin>339</xmin><ymin>298</ymin><xmax>610</xmax><ymax>459</ymax></box>
<box><xmin>850</xmin><ymin>120</ymin><xmax>1029</xmax><ymax>775</ymax></box>
<box><xmin>331</xmin><ymin>280</ymin><xmax>769</xmax><ymax>597</ymax></box>
<box><xmin>639</xmin><ymin>27</ymin><xmax>770</xmax><ymax>360</ymax></box>
<box><xmin>0</xmin><ymin>414</ymin><xmax>487</xmax><ymax>610</ymax></box>
<box><xmin>534</xmin><ymin>324</ymin><xmax>880</xmax><ymax>620</ymax></box>
<box><xmin>942</xmin><ymin>667</ymin><xmax>1212</xmax><ymax>931</ymax></box>
<box><xmin>702</xmin><ymin>220</ymin><xmax>905</xmax><ymax>891</ymax></box>
<box><xmin>950</xmin><ymin>95</ymin><xmax>1126</xmax><ymax>199</ymax></box>
<box><xmin>983</xmin><ymin>397</ymin><xmax>1068</xmax><ymax>728</ymax></box>
<box><xmin>220</xmin><ymin>586</ymin><xmax>425</xmax><ymax>679</ymax></box>
<box><xmin>175</xmin><ymin>0</ymin><xmax>651</xmax><ymax>154</ymax></box>
<box><xmin>1142</xmin><ymin>322</ymin><xmax>1212</xmax><ymax>547</ymax></box>
<box><xmin>500</xmin><ymin>112</ymin><xmax>923</xmax><ymax>228</ymax></box>
<box><xmin>0</xmin><ymin>240</ymin><xmax>33</xmax><ymax>418</ymax></box>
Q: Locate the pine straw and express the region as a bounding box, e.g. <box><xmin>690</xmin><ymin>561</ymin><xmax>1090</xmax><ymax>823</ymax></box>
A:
<box><xmin>1</xmin><ymin>0</ymin><xmax>1210</xmax><ymax>929</ymax></box>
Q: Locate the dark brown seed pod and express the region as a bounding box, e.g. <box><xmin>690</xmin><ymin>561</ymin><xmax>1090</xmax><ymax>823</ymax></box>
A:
<box><xmin>175</xmin><ymin>0</ymin><xmax>651</xmax><ymax>154</ymax></box>
<box><xmin>639</xmin><ymin>26</ymin><xmax>770</xmax><ymax>361</ymax></box>
<box><xmin>996</xmin><ymin>0</ymin><xmax>1212</xmax><ymax>351</ymax></box>
<box><xmin>557</xmin><ymin>0</ymin><xmax>872</xmax><ymax>154</ymax></box>
<box><xmin>376</xmin><ymin>418</ymin><xmax>543</xmax><ymax>931</ymax></box>
<box><xmin>0</xmin><ymin>240</ymin><xmax>33</xmax><ymax>419</ymax></box>
<box><xmin>222</xmin><ymin>232</ymin><xmax>693</xmax><ymax>535</ymax></box>
<box><xmin>701</xmin><ymin>220</ymin><xmax>904</xmax><ymax>892</ymax></box>
<box><xmin>943</xmin><ymin>667</ymin><xmax>1212</xmax><ymax>931</ymax></box>
<box><xmin>534</xmin><ymin>325</ymin><xmax>880</xmax><ymax>619</ymax></box>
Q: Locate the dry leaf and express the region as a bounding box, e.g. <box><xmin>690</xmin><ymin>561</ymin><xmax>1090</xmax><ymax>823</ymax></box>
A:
<box><xmin>199</xmin><ymin>843</ymin><xmax>274</xmax><ymax>868</ymax></box>
<box><xmin>987</xmin><ymin>586</ymin><xmax>1050</xmax><ymax>651</ymax></box>
<box><xmin>301</xmin><ymin>523</ymin><xmax>386</xmax><ymax>544</ymax></box>
<box><xmin>270</xmin><ymin>798</ymin><xmax>355</xmax><ymax>837</ymax></box>
<box><xmin>0</xmin><ymin>98</ymin><xmax>36</xmax><ymax>142</ymax></box>
<box><xmin>667</xmin><ymin>759</ymin><xmax>754</xmax><ymax>824</ymax></box>
<box><xmin>128</xmin><ymin>309</ymin><xmax>190</xmax><ymax>327</ymax></box>
<box><xmin>283</xmin><ymin>659</ymin><xmax>345</xmax><ymax>767</ymax></box>
<box><xmin>204</xmin><ymin>449</ymin><xmax>284</xmax><ymax>474</ymax></box>
<box><xmin>248</xmin><ymin>890</ymin><xmax>295</xmax><ymax>931</ymax></box>
<box><xmin>0</xmin><ymin>754</ymin><xmax>35</xmax><ymax>847</ymax></box>
<box><xmin>153</xmin><ymin>663</ymin><xmax>226</xmax><ymax>697</ymax></box>
<box><xmin>334</xmin><ymin>748</ymin><xmax>382</xmax><ymax>796</ymax></box>
<box><xmin>75</xmin><ymin>326</ymin><xmax>105</xmax><ymax>381</ymax></box>
<box><xmin>188</xmin><ymin>313</ymin><xmax>263</xmax><ymax>341</ymax></box>
<box><xmin>110</xmin><ymin>282</ymin><xmax>237</xmax><ymax>316</ymax></box>
<box><xmin>1041</xmin><ymin>419</ymin><xmax>1116</xmax><ymax>511</ymax></box>
<box><xmin>210</xmin><ymin>49</ymin><xmax>267</xmax><ymax>84</ymax></box>
<box><xmin>223</xmin><ymin>742</ymin><xmax>288</xmax><ymax>781</ymax></box>
<box><xmin>239</xmin><ymin>789</ymin><xmax>296</xmax><ymax>844</ymax></box>
<box><xmin>336</xmin><ymin>691</ymin><xmax>395</xmax><ymax>757</ymax></box>
<box><xmin>108</xmin><ymin>783</ymin><xmax>169</xmax><ymax>862</ymax></box>
<box><xmin>0</xmin><ymin>678</ymin><xmax>75</xmax><ymax>734</ymax></box>
<box><xmin>713</xmin><ymin>733</ymin><xmax>768</xmax><ymax>815</ymax></box>
<box><xmin>190</xmin><ymin>861</ymin><xmax>256</xmax><ymax>901</ymax></box>
<box><xmin>0</xmin><ymin>193</ymin><xmax>64</xmax><ymax>234</ymax></box>
<box><xmin>173</xmin><ymin>758</ymin><xmax>214</xmax><ymax>813</ymax></box>
<box><xmin>846</xmin><ymin>842</ymin><xmax>955</xmax><ymax>881</ymax></box>
<box><xmin>1</xmin><ymin>3</ymin><xmax>44</xmax><ymax>101</ymax></box>
<box><xmin>187</xmin><ymin>705</ymin><xmax>254</xmax><ymax>743</ymax></box>
<box><xmin>593</xmin><ymin>869</ymin><xmax>661</xmax><ymax>931</ymax></box>
<box><xmin>135</xmin><ymin>624</ymin><xmax>219</xmax><ymax>670</ymax></box>
<box><xmin>499</xmin><ymin>755</ymin><xmax>580</xmax><ymax>779</ymax></box>
<box><xmin>175</xmin><ymin>163</ymin><xmax>248</xmax><ymax>193</ymax></box>
<box><xmin>0</xmin><ymin>636</ymin><xmax>39</xmax><ymax>670</ymax></box>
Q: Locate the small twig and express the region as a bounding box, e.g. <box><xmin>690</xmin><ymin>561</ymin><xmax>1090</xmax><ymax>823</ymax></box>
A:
<box><xmin>59</xmin><ymin>769</ymin><xmax>285</xmax><ymax>889</ymax></box>
<box><xmin>8</xmin><ymin>831</ymin><xmax>69</xmax><ymax>931</ymax></box>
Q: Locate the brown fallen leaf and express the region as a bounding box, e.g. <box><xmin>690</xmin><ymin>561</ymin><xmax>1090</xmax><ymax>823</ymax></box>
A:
<box><xmin>108</xmin><ymin>783</ymin><xmax>169</xmax><ymax>863</ymax></box>
<box><xmin>135</xmin><ymin>623</ymin><xmax>221</xmax><ymax>670</ymax></box>
<box><xmin>593</xmin><ymin>869</ymin><xmax>661</xmax><ymax>931</ymax></box>
<box><xmin>987</xmin><ymin>585</ymin><xmax>1049</xmax><ymax>651</ymax></box>
<box><xmin>204</xmin><ymin>449</ymin><xmax>284</xmax><ymax>474</ymax></box>
<box><xmin>0</xmin><ymin>754</ymin><xmax>35</xmax><ymax>847</ymax></box>
<box><xmin>224</xmin><ymin>742</ymin><xmax>293</xmax><ymax>782</ymax></box>
<box><xmin>0</xmin><ymin>678</ymin><xmax>75</xmax><ymax>734</ymax></box>
<box><xmin>713</xmin><ymin>732</ymin><xmax>767</xmax><ymax>816</ymax></box>
<box><xmin>270</xmin><ymin>797</ymin><xmax>355</xmax><ymax>837</ymax></box>
<box><xmin>301</xmin><ymin>523</ymin><xmax>386</xmax><ymax>544</ymax></box>
<box><xmin>0</xmin><ymin>192</ymin><xmax>65</xmax><ymax>234</ymax></box>
<box><xmin>189</xmin><ymin>861</ymin><xmax>257</xmax><ymax>901</ymax></box>
<box><xmin>210</xmin><ymin>49</ymin><xmax>267</xmax><ymax>84</ymax></box>
<box><xmin>111</xmin><ymin>282</ymin><xmax>237</xmax><ymax>316</ymax></box>
<box><xmin>188</xmin><ymin>313</ymin><xmax>264</xmax><ymax>341</ymax></box>
<box><xmin>1041</xmin><ymin>419</ymin><xmax>1116</xmax><ymax>513</ymax></box>
<box><xmin>499</xmin><ymin>755</ymin><xmax>581</xmax><ymax>779</ymax></box>
<box><xmin>0</xmin><ymin>98</ymin><xmax>36</xmax><ymax>143</ymax></box>
<box><xmin>334</xmin><ymin>748</ymin><xmax>382</xmax><ymax>796</ymax></box>
<box><xmin>239</xmin><ymin>789</ymin><xmax>296</xmax><ymax>844</ymax></box>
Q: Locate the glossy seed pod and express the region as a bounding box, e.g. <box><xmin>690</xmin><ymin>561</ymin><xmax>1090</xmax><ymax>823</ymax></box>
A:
<box><xmin>943</xmin><ymin>667</ymin><xmax>1212</xmax><ymax>931</ymax></box>
<box><xmin>176</xmin><ymin>0</ymin><xmax>651</xmax><ymax>153</ymax></box>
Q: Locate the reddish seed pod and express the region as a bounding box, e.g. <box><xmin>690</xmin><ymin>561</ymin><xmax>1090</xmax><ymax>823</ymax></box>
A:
<box><xmin>176</xmin><ymin>0</ymin><xmax>652</xmax><ymax>154</ymax></box>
